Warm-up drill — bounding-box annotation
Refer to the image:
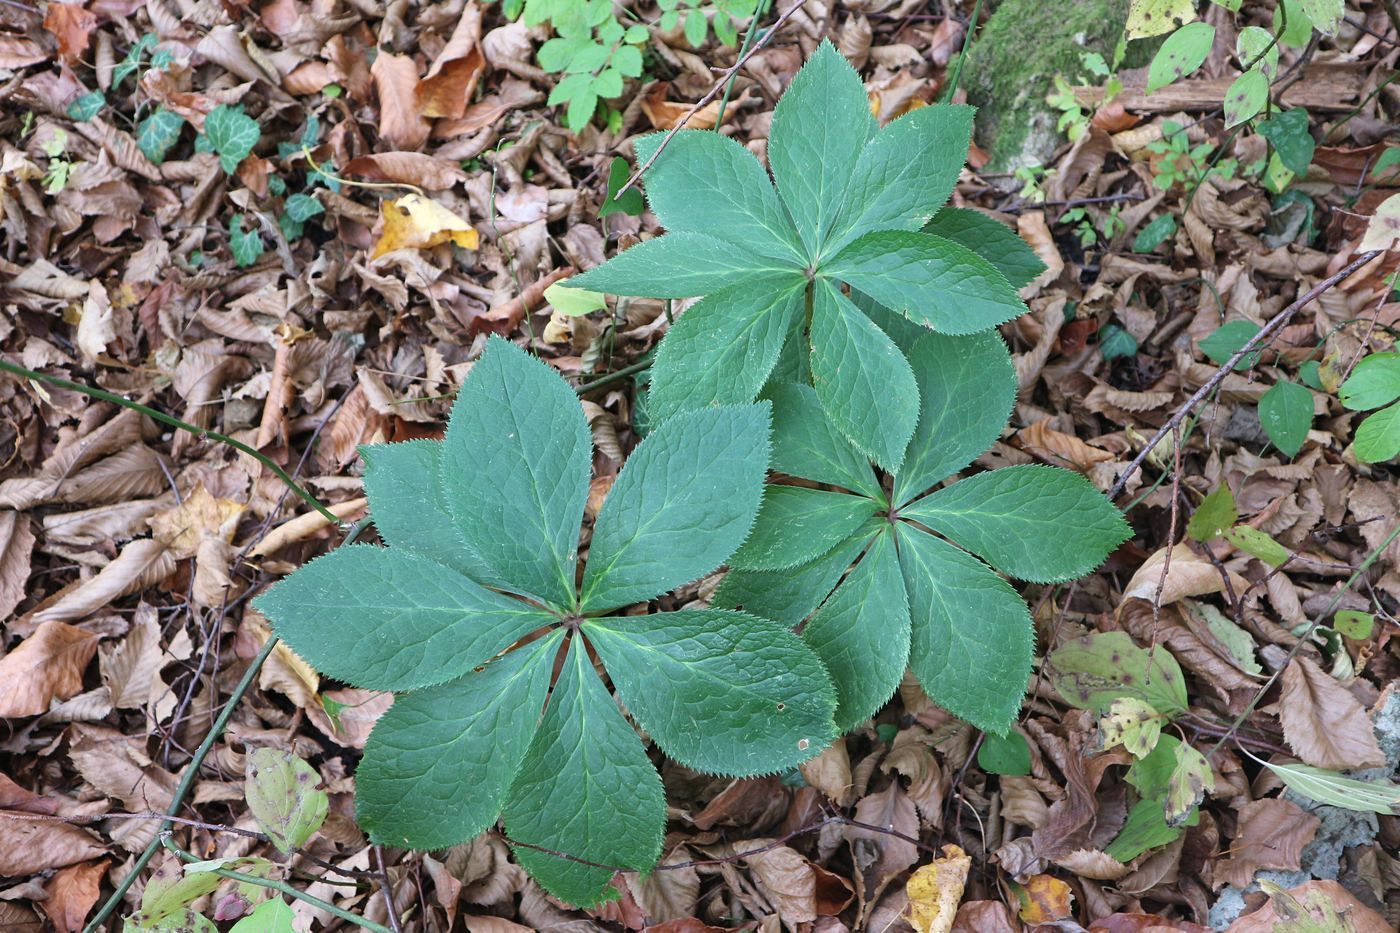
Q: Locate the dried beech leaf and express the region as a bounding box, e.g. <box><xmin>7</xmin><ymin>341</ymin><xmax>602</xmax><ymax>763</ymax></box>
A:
<box><xmin>1278</xmin><ymin>657</ymin><xmax>1386</xmax><ymax>770</ymax></box>
<box><xmin>0</xmin><ymin>621</ymin><xmax>101</xmax><ymax>717</ymax></box>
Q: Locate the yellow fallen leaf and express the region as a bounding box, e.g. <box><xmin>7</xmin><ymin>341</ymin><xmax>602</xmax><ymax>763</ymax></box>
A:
<box><xmin>148</xmin><ymin>483</ymin><xmax>245</xmax><ymax>560</ymax></box>
<box><xmin>372</xmin><ymin>193</ymin><xmax>479</xmax><ymax>259</ymax></box>
<box><xmin>906</xmin><ymin>844</ymin><xmax>971</xmax><ymax>933</ymax></box>
<box><xmin>1011</xmin><ymin>874</ymin><xmax>1074</xmax><ymax>924</ymax></box>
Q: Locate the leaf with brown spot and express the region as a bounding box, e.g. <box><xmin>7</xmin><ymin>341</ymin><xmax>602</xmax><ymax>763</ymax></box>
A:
<box><xmin>0</xmin><ymin>620</ymin><xmax>100</xmax><ymax>717</ymax></box>
<box><xmin>1278</xmin><ymin>656</ymin><xmax>1386</xmax><ymax>770</ymax></box>
<box><xmin>41</xmin><ymin>859</ymin><xmax>108</xmax><ymax>933</ymax></box>
<box><xmin>1225</xmin><ymin>879</ymin><xmax>1394</xmax><ymax>933</ymax></box>
<box><xmin>1010</xmin><ymin>874</ymin><xmax>1074</xmax><ymax>924</ymax></box>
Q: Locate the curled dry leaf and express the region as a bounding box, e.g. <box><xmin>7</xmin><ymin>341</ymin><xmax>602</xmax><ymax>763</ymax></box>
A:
<box><xmin>41</xmin><ymin>858</ymin><xmax>108</xmax><ymax>933</ymax></box>
<box><xmin>415</xmin><ymin>5</ymin><xmax>485</xmax><ymax>120</ymax></box>
<box><xmin>1213</xmin><ymin>797</ymin><xmax>1320</xmax><ymax>889</ymax></box>
<box><xmin>0</xmin><ymin>620</ymin><xmax>100</xmax><ymax>717</ymax></box>
<box><xmin>43</xmin><ymin>3</ymin><xmax>98</xmax><ymax>63</ymax></box>
<box><xmin>32</xmin><ymin>538</ymin><xmax>175</xmax><ymax>624</ymax></box>
<box><xmin>641</xmin><ymin>82</ymin><xmax>722</xmax><ymax>130</ymax></box>
<box><xmin>344</xmin><ymin>152</ymin><xmax>468</xmax><ymax>190</ymax></box>
<box><xmin>1278</xmin><ymin>656</ymin><xmax>1386</xmax><ymax>770</ymax></box>
<box><xmin>148</xmin><ymin>483</ymin><xmax>245</xmax><ymax>560</ymax></box>
<box><xmin>1017</xmin><ymin>419</ymin><xmax>1115</xmax><ymax>471</ymax></box>
<box><xmin>906</xmin><ymin>844</ymin><xmax>972</xmax><ymax>933</ymax></box>
<box><xmin>372</xmin><ymin>195</ymin><xmax>479</xmax><ymax>260</ymax></box>
<box><xmin>1123</xmin><ymin>544</ymin><xmax>1248</xmax><ymax>606</ymax></box>
<box><xmin>246</xmin><ymin>497</ymin><xmax>366</xmax><ymax>558</ymax></box>
<box><xmin>0</xmin><ymin>510</ymin><xmax>35</xmax><ymax>619</ymax></box>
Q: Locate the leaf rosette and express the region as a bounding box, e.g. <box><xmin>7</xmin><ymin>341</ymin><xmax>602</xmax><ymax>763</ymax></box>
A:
<box><xmin>714</xmin><ymin>324</ymin><xmax>1132</xmax><ymax>735</ymax></box>
<box><xmin>254</xmin><ymin>338</ymin><xmax>837</xmax><ymax>906</ymax></box>
<box><xmin>572</xmin><ymin>40</ymin><xmax>1044</xmax><ymax>472</ymax></box>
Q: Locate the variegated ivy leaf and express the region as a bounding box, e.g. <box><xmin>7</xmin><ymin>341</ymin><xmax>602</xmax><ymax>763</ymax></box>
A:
<box><xmin>572</xmin><ymin>39</ymin><xmax>1040</xmax><ymax>467</ymax></box>
<box><xmin>254</xmin><ymin>338</ymin><xmax>836</xmax><ymax>907</ymax></box>
<box><xmin>715</xmin><ymin>329</ymin><xmax>1130</xmax><ymax>735</ymax></box>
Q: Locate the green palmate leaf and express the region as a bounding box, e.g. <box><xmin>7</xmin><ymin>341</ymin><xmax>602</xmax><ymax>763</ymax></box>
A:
<box><xmin>361</xmin><ymin>439</ymin><xmax>497</xmax><ymax>583</ymax></box>
<box><xmin>714</xmin><ymin>527</ymin><xmax>877</xmax><ymax>627</ymax></box>
<box><xmin>443</xmin><ymin>337</ymin><xmax>590</xmax><ymax>608</ymax></box>
<box><xmin>245</xmin><ymin>748</ymin><xmax>328</xmax><ymax>853</ymax></box>
<box><xmin>1098</xmin><ymin>324</ymin><xmax>1139</xmax><ymax>360</ymax></box>
<box><xmin>503</xmin><ymin>637</ymin><xmax>665</xmax><ymax>907</ymax></box>
<box><xmin>1147</xmin><ymin>21</ymin><xmax>1215</xmax><ymax>92</ymax></box>
<box><xmin>1258</xmin><ymin>380</ymin><xmax>1313</xmax><ymax>457</ymax></box>
<box><xmin>922</xmin><ymin>208</ymin><xmax>1047</xmax><ymax>289</ymax></box>
<box><xmin>764</xmin><ymin>382</ymin><xmax>881</xmax><ymax>497</ymax></box>
<box><xmin>254</xmin><ymin>545</ymin><xmax>553</xmax><ymax>692</ymax></box>
<box><xmin>1047</xmin><ymin>631</ymin><xmax>1189</xmax><ymax>717</ymax></box>
<box><xmin>768</xmin><ymin>40</ymin><xmax>876</xmax><ymax>256</ymax></box>
<box><xmin>1266</xmin><ymin>761</ymin><xmax>1400</xmax><ymax>814</ymax></box>
<box><xmin>570</xmin><ymin>233</ymin><xmax>801</xmax><ymax>298</ymax></box>
<box><xmin>730</xmin><ymin>485</ymin><xmax>879</xmax><ymax>572</ymax></box>
<box><xmin>800</xmin><ymin>530</ymin><xmax>910</xmax><ymax>730</ymax></box>
<box><xmin>204</xmin><ymin>104</ymin><xmax>260</xmax><ymax>173</ymax></box>
<box><xmin>825</xmin><ymin>230</ymin><xmax>1025</xmax><ymax>334</ymax></box>
<box><xmin>978</xmin><ymin>731</ymin><xmax>1032</xmax><ymax>776</ymax></box>
<box><xmin>1187</xmin><ymin>485</ymin><xmax>1238</xmax><ymax>541</ymax></box>
<box><xmin>633</xmin><ymin>130</ymin><xmax>804</xmax><ymax>264</ymax></box>
<box><xmin>896</xmin><ymin>523</ymin><xmax>1033</xmax><ymax>733</ymax></box>
<box><xmin>1339</xmin><ymin>352</ymin><xmax>1400</xmax><ymax>410</ymax></box>
<box><xmin>284</xmin><ymin>192</ymin><xmax>323</xmax><ymax>223</ymax></box>
<box><xmin>356</xmin><ymin>630</ymin><xmax>561</xmax><ymax>849</ymax></box>
<box><xmin>645</xmin><ymin>275</ymin><xmax>806</xmax><ymax>420</ymax></box>
<box><xmin>1354</xmin><ymin>401</ymin><xmax>1400</xmax><ymax>462</ymax></box>
<box><xmin>1223</xmin><ymin>69</ymin><xmax>1269</xmax><ymax>128</ymax></box>
<box><xmin>902</xmin><ymin>465</ymin><xmax>1131</xmax><ymax>583</ymax></box>
<box><xmin>810</xmin><ymin>280</ymin><xmax>919</xmax><ymax>471</ymax></box>
<box><xmin>136</xmin><ymin>109</ymin><xmax>183</xmax><ymax>165</ymax></box>
<box><xmin>586</xmin><ymin>610</ymin><xmax>837</xmax><ymax>774</ymax></box>
<box><xmin>580</xmin><ymin>404</ymin><xmax>770</xmax><ymax>611</ymax></box>
<box><xmin>893</xmin><ymin>331</ymin><xmax>1015</xmax><ymax>507</ymax></box>
<box><xmin>822</xmin><ymin>103</ymin><xmax>973</xmax><ymax>257</ymax></box>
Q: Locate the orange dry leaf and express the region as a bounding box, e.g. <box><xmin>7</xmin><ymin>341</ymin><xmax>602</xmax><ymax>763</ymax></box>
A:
<box><xmin>641</xmin><ymin>82</ymin><xmax>721</xmax><ymax>130</ymax></box>
<box><xmin>1010</xmin><ymin>874</ymin><xmax>1074</xmax><ymax>924</ymax></box>
<box><xmin>372</xmin><ymin>194</ymin><xmax>479</xmax><ymax>259</ymax></box>
<box><xmin>42</xmin><ymin>859</ymin><xmax>109</xmax><ymax>933</ymax></box>
<box><xmin>43</xmin><ymin>3</ymin><xmax>98</xmax><ymax>63</ymax></box>
<box><xmin>0</xmin><ymin>620</ymin><xmax>100</xmax><ymax>717</ymax></box>
<box><xmin>906</xmin><ymin>844</ymin><xmax>972</xmax><ymax>933</ymax></box>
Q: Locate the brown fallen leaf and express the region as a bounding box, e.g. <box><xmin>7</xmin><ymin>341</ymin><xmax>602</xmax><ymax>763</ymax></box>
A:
<box><xmin>42</xmin><ymin>859</ymin><xmax>109</xmax><ymax>933</ymax></box>
<box><xmin>1017</xmin><ymin>418</ymin><xmax>1115</xmax><ymax>471</ymax></box>
<box><xmin>1214</xmin><ymin>797</ymin><xmax>1320</xmax><ymax>889</ymax></box>
<box><xmin>1123</xmin><ymin>544</ymin><xmax>1248</xmax><ymax>606</ymax></box>
<box><xmin>1225</xmin><ymin>879</ymin><xmax>1393</xmax><ymax>932</ymax></box>
<box><xmin>344</xmin><ymin>152</ymin><xmax>468</xmax><ymax>190</ymax></box>
<box><xmin>0</xmin><ymin>620</ymin><xmax>100</xmax><ymax>717</ymax></box>
<box><xmin>0</xmin><ymin>35</ymin><xmax>49</xmax><ymax>68</ymax></box>
<box><xmin>32</xmin><ymin>538</ymin><xmax>176</xmax><ymax>624</ymax></box>
<box><xmin>906</xmin><ymin>844</ymin><xmax>972</xmax><ymax>933</ymax></box>
<box><xmin>1089</xmin><ymin>914</ymin><xmax>1210</xmax><ymax>932</ymax></box>
<box><xmin>951</xmin><ymin>900</ymin><xmax>1019</xmax><ymax>932</ymax></box>
<box><xmin>0</xmin><ymin>510</ymin><xmax>35</xmax><ymax>619</ymax></box>
<box><xmin>372</xmin><ymin>194</ymin><xmax>479</xmax><ymax>260</ymax></box>
<box><xmin>1010</xmin><ymin>874</ymin><xmax>1074</xmax><ymax>924</ymax></box>
<box><xmin>641</xmin><ymin>82</ymin><xmax>722</xmax><ymax>130</ymax></box>
<box><xmin>371</xmin><ymin>52</ymin><xmax>431</xmax><ymax>150</ymax></box>
<box><xmin>43</xmin><ymin>3</ymin><xmax>98</xmax><ymax>63</ymax></box>
<box><xmin>415</xmin><ymin>5</ymin><xmax>485</xmax><ymax>119</ymax></box>
<box><xmin>0</xmin><ymin>814</ymin><xmax>107</xmax><ymax>876</ymax></box>
<box><xmin>1278</xmin><ymin>656</ymin><xmax>1387</xmax><ymax>770</ymax></box>
<box><xmin>148</xmin><ymin>483</ymin><xmax>245</xmax><ymax>560</ymax></box>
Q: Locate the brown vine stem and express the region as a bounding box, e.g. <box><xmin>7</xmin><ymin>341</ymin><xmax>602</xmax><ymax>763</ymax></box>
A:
<box><xmin>613</xmin><ymin>0</ymin><xmax>809</xmax><ymax>198</ymax></box>
<box><xmin>1107</xmin><ymin>250</ymin><xmax>1382</xmax><ymax>501</ymax></box>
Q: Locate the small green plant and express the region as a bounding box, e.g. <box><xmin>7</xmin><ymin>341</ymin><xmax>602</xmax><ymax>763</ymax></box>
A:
<box><xmin>1146</xmin><ymin>121</ymin><xmax>1236</xmax><ymax>191</ymax></box>
<box><xmin>66</xmin><ymin>32</ymin><xmax>187</xmax><ymax>164</ymax></box>
<box><xmin>256</xmin><ymin>339</ymin><xmax>837</xmax><ymax>906</ymax></box>
<box><xmin>1060</xmin><ymin>203</ymin><xmax>1124</xmax><ymax>247</ymax></box>
<box><xmin>1198</xmin><ymin>320</ymin><xmax>1315</xmax><ymax>458</ymax></box>
<box><xmin>40</xmin><ymin>130</ymin><xmax>74</xmax><ymax>194</ymax></box>
<box><xmin>1339</xmin><ymin>351</ymin><xmax>1400</xmax><ymax>463</ymax></box>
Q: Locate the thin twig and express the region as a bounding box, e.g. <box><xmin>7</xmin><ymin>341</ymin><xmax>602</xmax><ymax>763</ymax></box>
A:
<box><xmin>1107</xmin><ymin>251</ymin><xmax>1381</xmax><ymax>500</ymax></box>
<box><xmin>614</xmin><ymin>0</ymin><xmax>808</xmax><ymax>197</ymax></box>
<box><xmin>374</xmin><ymin>845</ymin><xmax>404</xmax><ymax>933</ymax></box>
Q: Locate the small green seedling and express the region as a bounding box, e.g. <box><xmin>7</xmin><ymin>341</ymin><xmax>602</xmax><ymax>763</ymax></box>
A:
<box><xmin>1339</xmin><ymin>351</ymin><xmax>1400</xmax><ymax>462</ymax></box>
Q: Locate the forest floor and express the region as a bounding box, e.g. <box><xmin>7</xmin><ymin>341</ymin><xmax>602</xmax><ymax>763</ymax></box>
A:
<box><xmin>1</xmin><ymin>1</ymin><xmax>1399</xmax><ymax>931</ymax></box>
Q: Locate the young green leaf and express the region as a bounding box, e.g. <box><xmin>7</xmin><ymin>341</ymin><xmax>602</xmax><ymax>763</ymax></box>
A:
<box><xmin>730</xmin><ymin>485</ymin><xmax>879</xmax><ymax>572</ymax></box>
<box><xmin>254</xmin><ymin>545</ymin><xmax>554</xmax><ymax>692</ymax></box>
<box><xmin>1187</xmin><ymin>485</ymin><xmax>1238</xmax><ymax>542</ymax></box>
<box><xmin>503</xmin><ymin>637</ymin><xmax>665</xmax><ymax>907</ymax></box>
<box><xmin>1105</xmin><ymin>797</ymin><xmax>1183</xmax><ymax>862</ymax></box>
<box><xmin>799</xmin><ymin>530</ymin><xmax>910</xmax><ymax>731</ymax></box>
<box><xmin>810</xmin><ymin>280</ymin><xmax>919</xmax><ymax>471</ymax></box>
<box><xmin>922</xmin><ymin>207</ymin><xmax>1047</xmax><ymax>289</ymax></box>
<box><xmin>244</xmin><ymin>748</ymin><xmax>328</xmax><ymax>853</ymax></box>
<box><xmin>599</xmin><ymin>155</ymin><xmax>644</xmax><ymax>218</ymax></box>
<box><xmin>1338</xmin><ymin>352</ymin><xmax>1400</xmax><ymax>410</ymax></box>
<box><xmin>1147</xmin><ymin>21</ymin><xmax>1215</xmax><ymax>93</ymax></box>
<box><xmin>897</xmin><ymin>523</ymin><xmax>1034</xmax><ymax>734</ymax></box>
<box><xmin>902</xmin><ymin>464</ymin><xmax>1131</xmax><ymax>583</ymax></box>
<box><xmin>1132</xmin><ymin>213</ymin><xmax>1178</xmax><ymax>253</ymax></box>
<box><xmin>644</xmin><ymin>276</ymin><xmax>807</xmax><ymax>419</ymax></box>
<box><xmin>1223</xmin><ymin>525</ymin><xmax>1289</xmax><ymax>566</ymax></box>
<box><xmin>442</xmin><ymin>337</ymin><xmax>591</xmax><ymax>608</ymax></box>
<box><xmin>825</xmin><ymin>230</ymin><xmax>1026</xmax><ymax>334</ymax></box>
<box><xmin>1258</xmin><ymin>380</ymin><xmax>1313</xmax><ymax>457</ymax></box>
<box><xmin>585</xmin><ymin>610</ymin><xmax>837</xmax><ymax>774</ymax></box>
<box><xmin>977</xmin><ymin>731</ymin><xmax>1032</xmax><ymax>776</ymax></box>
<box><xmin>356</xmin><ymin>631</ymin><xmax>561</xmax><ymax>849</ymax></box>
<box><xmin>204</xmin><ymin>104</ymin><xmax>260</xmax><ymax>173</ymax></box>
<box><xmin>1223</xmin><ymin>69</ymin><xmax>1269</xmax><ymax>128</ymax></box>
<box><xmin>229</xmin><ymin>899</ymin><xmax>294</xmax><ymax>933</ymax></box>
<box><xmin>544</xmin><ymin>281</ymin><xmax>606</xmax><ymax>317</ymax></box>
<box><xmin>580</xmin><ymin>404</ymin><xmax>771</xmax><ymax>611</ymax></box>
<box><xmin>1199</xmin><ymin>320</ymin><xmax>1263</xmax><ymax>370</ymax></box>
<box><xmin>1353</xmin><ymin>402</ymin><xmax>1400</xmax><ymax>462</ymax></box>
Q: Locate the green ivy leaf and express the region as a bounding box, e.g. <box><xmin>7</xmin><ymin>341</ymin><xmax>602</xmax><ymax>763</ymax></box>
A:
<box><xmin>356</xmin><ymin>630</ymin><xmax>561</xmax><ymax>849</ymax></box>
<box><xmin>767</xmin><ymin>40</ymin><xmax>876</xmax><ymax>257</ymax></box>
<box><xmin>1223</xmin><ymin>69</ymin><xmax>1269</xmax><ymax>128</ymax></box>
<box><xmin>284</xmin><ymin>192</ymin><xmax>323</xmax><ymax>223</ymax></box>
<box><xmin>503</xmin><ymin>637</ymin><xmax>665</xmax><ymax>907</ymax></box>
<box><xmin>922</xmin><ymin>207</ymin><xmax>1047</xmax><ymax>289</ymax></box>
<box><xmin>255</xmin><ymin>545</ymin><xmax>554</xmax><ymax>691</ymax></box>
<box><xmin>1147</xmin><ymin>21</ymin><xmax>1215</xmax><ymax>93</ymax></box>
<box><xmin>730</xmin><ymin>485</ymin><xmax>879</xmax><ymax>572</ymax></box>
<box><xmin>227</xmin><ymin>215</ymin><xmax>263</xmax><ymax>268</ymax></box>
<box><xmin>893</xmin><ymin>332</ymin><xmax>1015</xmax><ymax>506</ymax></box>
<box><xmin>822</xmin><ymin>103</ymin><xmax>973</xmax><ymax>256</ymax></box>
<box><xmin>1354</xmin><ymin>401</ymin><xmax>1400</xmax><ymax>462</ymax></box>
<box><xmin>897</xmin><ymin>523</ymin><xmax>1033</xmax><ymax>734</ymax></box>
<box><xmin>903</xmin><ymin>465</ymin><xmax>1131</xmax><ymax>583</ymax></box>
<box><xmin>632</xmin><ymin>130</ymin><xmax>805</xmax><ymax>264</ymax></box>
<box><xmin>825</xmin><ymin>230</ymin><xmax>1025</xmax><ymax>335</ymax></box>
<box><xmin>136</xmin><ymin>109</ymin><xmax>184</xmax><ymax>164</ymax></box>
<box><xmin>580</xmin><ymin>404</ymin><xmax>771</xmax><ymax>611</ymax></box>
<box><xmin>1199</xmin><ymin>319</ymin><xmax>1263</xmax><ymax>370</ymax></box>
<box><xmin>245</xmin><ymin>748</ymin><xmax>328</xmax><ymax>852</ymax></box>
<box><xmin>1098</xmin><ymin>323</ymin><xmax>1139</xmax><ymax>360</ymax></box>
<box><xmin>585</xmin><ymin>610</ymin><xmax>837</xmax><ymax>774</ymax></box>
<box><xmin>800</xmin><ymin>530</ymin><xmax>910</xmax><ymax>730</ymax></box>
<box><xmin>763</xmin><ymin>382</ymin><xmax>882</xmax><ymax>498</ymax></box>
<box><xmin>204</xmin><ymin>104</ymin><xmax>260</xmax><ymax>173</ymax></box>
<box><xmin>1047</xmin><ymin>631</ymin><xmax>1189</xmax><ymax>717</ymax></box>
<box><xmin>1339</xmin><ymin>352</ymin><xmax>1400</xmax><ymax>410</ymax></box>
<box><xmin>810</xmin><ymin>280</ymin><xmax>919</xmax><ymax>471</ymax></box>
<box><xmin>1132</xmin><ymin>213</ymin><xmax>1177</xmax><ymax>252</ymax></box>
<box><xmin>1257</xmin><ymin>108</ymin><xmax>1315</xmax><ymax>175</ymax></box>
<box><xmin>1258</xmin><ymin>380</ymin><xmax>1313</xmax><ymax>457</ymax></box>
<box><xmin>442</xmin><ymin>338</ymin><xmax>591</xmax><ymax>608</ymax></box>
<box><xmin>67</xmin><ymin>90</ymin><xmax>105</xmax><ymax>121</ymax></box>
<box><xmin>573</xmin><ymin>233</ymin><xmax>800</xmax><ymax>298</ymax></box>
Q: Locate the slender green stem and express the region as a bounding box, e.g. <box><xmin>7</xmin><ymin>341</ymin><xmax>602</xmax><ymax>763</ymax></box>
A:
<box><xmin>714</xmin><ymin>0</ymin><xmax>773</xmax><ymax>128</ymax></box>
<box><xmin>941</xmin><ymin>0</ymin><xmax>983</xmax><ymax>103</ymax></box>
<box><xmin>575</xmin><ymin>359</ymin><xmax>652</xmax><ymax>395</ymax></box>
<box><xmin>161</xmin><ymin>837</ymin><xmax>395</xmax><ymax>933</ymax></box>
<box><xmin>0</xmin><ymin>359</ymin><xmax>339</xmax><ymax>526</ymax></box>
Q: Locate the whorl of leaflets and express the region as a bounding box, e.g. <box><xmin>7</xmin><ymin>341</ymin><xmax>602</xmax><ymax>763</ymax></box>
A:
<box><xmin>256</xmin><ymin>339</ymin><xmax>838</xmax><ymax>907</ymax></box>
